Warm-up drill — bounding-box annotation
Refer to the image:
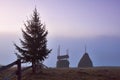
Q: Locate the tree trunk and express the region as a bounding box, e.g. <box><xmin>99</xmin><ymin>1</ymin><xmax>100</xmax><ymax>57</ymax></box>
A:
<box><xmin>32</xmin><ymin>61</ymin><xmax>36</xmax><ymax>73</ymax></box>
<box><xmin>39</xmin><ymin>62</ymin><xmax>43</xmax><ymax>74</ymax></box>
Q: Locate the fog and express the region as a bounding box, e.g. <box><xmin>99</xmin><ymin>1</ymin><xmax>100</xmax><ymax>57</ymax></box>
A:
<box><xmin>1</xmin><ymin>34</ymin><xmax>120</xmax><ymax>67</ymax></box>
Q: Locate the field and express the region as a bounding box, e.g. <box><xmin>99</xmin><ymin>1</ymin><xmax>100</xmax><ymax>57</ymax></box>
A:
<box><xmin>0</xmin><ymin>67</ymin><xmax>120</xmax><ymax>80</ymax></box>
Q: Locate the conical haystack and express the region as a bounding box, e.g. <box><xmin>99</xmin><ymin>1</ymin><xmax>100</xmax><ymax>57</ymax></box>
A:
<box><xmin>78</xmin><ymin>53</ymin><xmax>93</xmax><ymax>67</ymax></box>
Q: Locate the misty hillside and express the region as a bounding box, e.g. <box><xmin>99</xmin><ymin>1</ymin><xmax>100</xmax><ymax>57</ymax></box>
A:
<box><xmin>0</xmin><ymin>67</ymin><xmax>120</xmax><ymax>80</ymax></box>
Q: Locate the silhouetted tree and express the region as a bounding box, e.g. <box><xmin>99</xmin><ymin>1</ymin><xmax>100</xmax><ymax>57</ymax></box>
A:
<box><xmin>14</xmin><ymin>8</ymin><xmax>51</xmax><ymax>73</ymax></box>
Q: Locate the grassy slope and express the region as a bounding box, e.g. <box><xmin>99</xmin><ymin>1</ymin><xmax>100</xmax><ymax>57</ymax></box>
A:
<box><xmin>1</xmin><ymin>67</ymin><xmax>120</xmax><ymax>80</ymax></box>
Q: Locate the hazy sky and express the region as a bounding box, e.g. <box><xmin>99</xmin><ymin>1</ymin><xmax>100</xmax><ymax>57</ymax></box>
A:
<box><xmin>0</xmin><ymin>0</ymin><xmax>120</xmax><ymax>67</ymax></box>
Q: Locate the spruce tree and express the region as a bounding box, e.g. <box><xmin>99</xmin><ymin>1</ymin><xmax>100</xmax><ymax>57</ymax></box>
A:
<box><xmin>14</xmin><ymin>8</ymin><xmax>51</xmax><ymax>73</ymax></box>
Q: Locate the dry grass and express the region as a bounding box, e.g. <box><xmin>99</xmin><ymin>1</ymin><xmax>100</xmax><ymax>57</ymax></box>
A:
<box><xmin>1</xmin><ymin>67</ymin><xmax>120</xmax><ymax>80</ymax></box>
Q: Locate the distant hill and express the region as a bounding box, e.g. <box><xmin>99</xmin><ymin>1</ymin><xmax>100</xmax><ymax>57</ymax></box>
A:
<box><xmin>0</xmin><ymin>67</ymin><xmax>120</xmax><ymax>80</ymax></box>
<box><xmin>0</xmin><ymin>64</ymin><xmax>3</xmax><ymax>67</ymax></box>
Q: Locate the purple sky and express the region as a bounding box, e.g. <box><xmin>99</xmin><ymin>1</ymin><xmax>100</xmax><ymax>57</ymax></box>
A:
<box><xmin>0</xmin><ymin>0</ymin><xmax>120</xmax><ymax>67</ymax></box>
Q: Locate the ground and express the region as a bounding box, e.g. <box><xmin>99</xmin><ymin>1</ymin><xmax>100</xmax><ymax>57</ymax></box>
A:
<box><xmin>0</xmin><ymin>67</ymin><xmax>120</xmax><ymax>80</ymax></box>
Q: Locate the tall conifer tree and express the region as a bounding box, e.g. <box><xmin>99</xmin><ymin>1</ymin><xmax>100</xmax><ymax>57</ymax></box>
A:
<box><xmin>14</xmin><ymin>8</ymin><xmax>51</xmax><ymax>73</ymax></box>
